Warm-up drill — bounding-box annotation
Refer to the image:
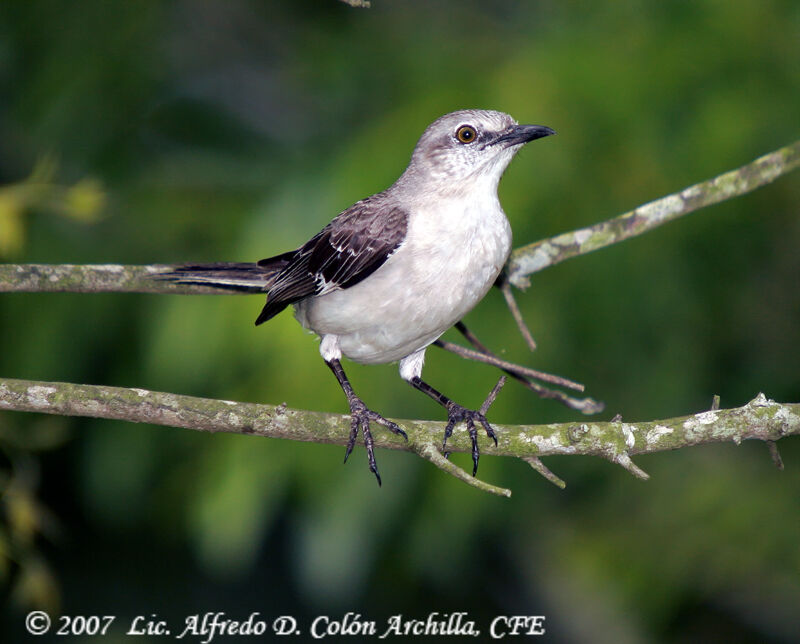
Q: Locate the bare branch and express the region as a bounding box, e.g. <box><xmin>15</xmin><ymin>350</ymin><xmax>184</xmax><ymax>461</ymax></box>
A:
<box><xmin>434</xmin><ymin>338</ymin><xmax>583</xmax><ymax>391</ymax></box>
<box><xmin>479</xmin><ymin>376</ymin><xmax>507</xmax><ymax>415</ymax></box>
<box><xmin>500</xmin><ymin>279</ymin><xmax>538</xmax><ymax>351</ymax></box>
<box><xmin>766</xmin><ymin>440</ymin><xmax>784</xmax><ymax>470</ymax></box>
<box><xmin>507</xmin><ymin>140</ymin><xmax>800</xmax><ymax>287</ymax></box>
<box><xmin>523</xmin><ymin>456</ymin><xmax>566</xmax><ymax>489</ymax></box>
<box><xmin>440</xmin><ymin>322</ymin><xmax>605</xmax><ymax>415</ymax></box>
<box><xmin>414</xmin><ymin>442</ymin><xmax>511</xmax><ymax>497</ymax></box>
<box><xmin>1</xmin><ymin>379</ymin><xmax>796</xmax><ymax>495</ymax></box>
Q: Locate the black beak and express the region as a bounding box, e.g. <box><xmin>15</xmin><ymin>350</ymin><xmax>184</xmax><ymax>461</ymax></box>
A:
<box><xmin>493</xmin><ymin>124</ymin><xmax>556</xmax><ymax>148</ymax></box>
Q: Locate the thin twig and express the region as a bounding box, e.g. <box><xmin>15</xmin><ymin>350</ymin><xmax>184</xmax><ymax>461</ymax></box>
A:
<box><xmin>434</xmin><ymin>337</ymin><xmax>582</xmax><ymax>391</ymax></box>
<box><xmin>500</xmin><ymin>279</ymin><xmax>537</xmax><ymax>352</ymax></box>
<box><xmin>608</xmin><ymin>452</ymin><xmax>650</xmax><ymax>480</ymax></box>
<box><xmin>514</xmin><ymin>378</ymin><xmax>604</xmax><ymax>415</ymax></box>
<box><xmin>766</xmin><ymin>441</ymin><xmax>784</xmax><ymax>470</ymax></box>
<box><xmin>480</xmin><ymin>376</ymin><xmax>507</xmax><ymax>415</ymax></box>
<box><xmin>440</xmin><ymin>322</ymin><xmax>605</xmax><ymax>415</ymax></box>
<box><xmin>414</xmin><ymin>442</ymin><xmax>511</xmax><ymax>497</ymax></box>
<box><xmin>523</xmin><ymin>456</ymin><xmax>566</xmax><ymax>489</ymax></box>
<box><xmin>450</xmin><ymin>321</ymin><xmax>483</xmax><ymax>352</ymax></box>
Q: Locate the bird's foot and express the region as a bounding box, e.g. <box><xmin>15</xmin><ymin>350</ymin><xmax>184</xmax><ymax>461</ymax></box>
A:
<box><xmin>344</xmin><ymin>397</ymin><xmax>407</xmax><ymax>486</ymax></box>
<box><xmin>442</xmin><ymin>402</ymin><xmax>498</xmax><ymax>476</ymax></box>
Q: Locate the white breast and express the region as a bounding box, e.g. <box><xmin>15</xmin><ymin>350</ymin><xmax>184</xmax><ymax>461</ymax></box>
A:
<box><xmin>295</xmin><ymin>190</ymin><xmax>512</xmax><ymax>365</ymax></box>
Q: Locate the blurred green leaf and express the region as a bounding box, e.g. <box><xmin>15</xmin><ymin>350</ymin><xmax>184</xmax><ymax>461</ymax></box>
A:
<box><xmin>0</xmin><ymin>156</ymin><xmax>105</xmax><ymax>257</ymax></box>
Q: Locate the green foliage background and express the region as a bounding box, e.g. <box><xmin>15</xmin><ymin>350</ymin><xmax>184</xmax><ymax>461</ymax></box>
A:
<box><xmin>1</xmin><ymin>1</ymin><xmax>799</xmax><ymax>642</ymax></box>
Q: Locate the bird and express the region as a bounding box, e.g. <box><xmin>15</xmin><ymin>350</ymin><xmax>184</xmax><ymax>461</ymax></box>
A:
<box><xmin>158</xmin><ymin>109</ymin><xmax>555</xmax><ymax>484</ymax></box>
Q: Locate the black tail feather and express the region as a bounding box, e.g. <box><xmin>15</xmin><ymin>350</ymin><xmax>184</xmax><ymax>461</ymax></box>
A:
<box><xmin>255</xmin><ymin>298</ymin><xmax>293</xmax><ymax>325</ymax></box>
<box><xmin>154</xmin><ymin>259</ymin><xmax>290</xmax><ymax>293</ymax></box>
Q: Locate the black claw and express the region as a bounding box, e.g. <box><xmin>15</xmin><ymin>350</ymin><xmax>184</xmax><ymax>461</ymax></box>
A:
<box><xmin>464</xmin><ymin>416</ymin><xmax>479</xmax><ymax>476</ymax></box>
<box><xmin>479</xmin><ymin>417</ymin><xmax>498</xmax><ymax>447</ymax></box>
<box><xmin>343</xmin><ymin>417</ymin><xmax>359</xmax><ymax>463</ymax></box>
<box><xmin>408</xmin><ymin>375</ymin><xmax>503</xmax><ymax>476</ymax></box>
<box><xmin>373</xmin><ymin>416</ymin><xmax>408</xmax><ymax>442</ymax></box>
<box><xmin>339</xmin><ymin>397</ymin><xmax>401</xmax><ymax>485</ymax></box>
<box><xmin>442</xmin><ymin>418</ymin><xmax>457</xmax><ymax>451</ymax></box>
<box><xmin>362</xmin><ymin>422</ymin><xmax>382</xmax><ymax>486</ymax></box>
<box><xmin>441</xmin><ymin>403</ymin><xmax>497</xmax><ymax>476</ymax></box>
<box><xmin>466</xmin><ymin>429</ymin><xmax>480</xmax><ymax>475</ymax></box>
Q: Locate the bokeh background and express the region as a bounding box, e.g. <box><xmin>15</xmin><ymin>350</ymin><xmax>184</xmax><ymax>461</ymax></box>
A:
<box><xmin>1</xmin><ymin>1</ymin><xmax>799</xmax><ymax>642</ymax></box>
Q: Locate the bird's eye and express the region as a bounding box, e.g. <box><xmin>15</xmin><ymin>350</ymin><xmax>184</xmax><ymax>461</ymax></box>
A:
<box><xmin>455</xmin><ymin>125</ymin><xmax>477</xmax><ymax>144</ymax></box>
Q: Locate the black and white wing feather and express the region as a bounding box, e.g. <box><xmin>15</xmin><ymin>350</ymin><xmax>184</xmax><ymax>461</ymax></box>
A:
<box><xmin>255</xmin><ymin>196</ymin><xmax>408</xmax><ymax>325</ymax></box>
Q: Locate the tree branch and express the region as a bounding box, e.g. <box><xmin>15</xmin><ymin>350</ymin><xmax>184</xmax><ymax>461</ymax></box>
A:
<box><xmin>0</xmin><ymin>263</ymin><xmax>221</xmax><ymax>294</ymax></box>
<box><xmin>1</xmin><ymin>379</ymin><xmax>796</xmax><ymax>496</ymax></box>
<box><xmin>507</xmin><ymin>140</ymin><xmax>800</xmax><ymax>287</ymax></box>
<box><xmin>2</xmin><ymin>141</ymin><xmax>797</xmax><ymax>296</ymax></box>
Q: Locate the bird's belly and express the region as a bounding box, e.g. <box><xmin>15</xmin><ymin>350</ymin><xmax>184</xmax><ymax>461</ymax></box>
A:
<box><xmin>295</xmin><ymin>205</ymin><xmax>511</xmax><ymax>364</ymax></box>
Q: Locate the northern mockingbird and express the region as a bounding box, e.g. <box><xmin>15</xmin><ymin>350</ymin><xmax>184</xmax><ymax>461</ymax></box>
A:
<box><xmin>160</xmin><ymin>109</ymin><xmax>555</xmax><ymax>484</ymax></box>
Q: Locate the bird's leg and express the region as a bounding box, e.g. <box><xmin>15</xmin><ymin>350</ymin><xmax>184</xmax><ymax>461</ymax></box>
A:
<box><xmin>407</xmin><ymin>376</ymin><xmax>498</xmax><ymax>476</ymax></box>
<box><xmin>325</xmin><ymin>358</ymin><xmax>407</xmax><ymax>485</ymax></box>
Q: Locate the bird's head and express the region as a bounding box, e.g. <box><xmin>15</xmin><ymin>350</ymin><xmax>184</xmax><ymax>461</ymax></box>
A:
<box><xmin>405</xmin><ymin>109</ymin><xmax>555</xmax><ymax>191</ymax></box>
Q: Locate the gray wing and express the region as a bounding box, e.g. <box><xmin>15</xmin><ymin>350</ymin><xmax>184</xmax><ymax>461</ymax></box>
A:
<box><xmin>255</xmin><ymin>196</ymin><xmax>408</xmax><ymax>325</ymax></box>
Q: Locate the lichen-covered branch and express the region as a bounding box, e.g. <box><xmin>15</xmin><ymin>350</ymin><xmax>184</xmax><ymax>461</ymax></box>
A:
<box><xmin>2</xmin><ymin>142</ymin><xmax>798</xmax><ymax>296</ymax></box>
<box><xmin>1</xmin><ymin>378</ymin><xmax>796</xmax><ymax>496</ymax></box>
<box><xmin>0</xmin><ymin>263</ymin><xmax>225</xmax><ymax>294</ymax></box>
<box><xmin>507</xmin><ymin>140</ymin><xmax>800</xmax><ymax>287</ymax></box>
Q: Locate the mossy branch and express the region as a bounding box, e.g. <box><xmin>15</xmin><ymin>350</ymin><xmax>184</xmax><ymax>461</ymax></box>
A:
<box><xmin>0</xmin><ymin>379</ymin><xmax>797</xmax><ymax>497</ymax></box>
<box><xmin>0</xmin><ymin>263</ymin><xmax>217</xmax><ymax>294</ymax></box>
